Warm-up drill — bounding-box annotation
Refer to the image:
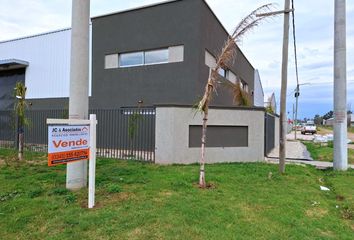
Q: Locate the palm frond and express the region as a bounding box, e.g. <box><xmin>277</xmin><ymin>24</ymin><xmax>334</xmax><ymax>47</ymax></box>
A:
<box><xmin>197</xmin><ymin>3</ymin><xmax>275</xmax><ymax>113</ymax></box>
<box><xmin>232</xmin><ymin>3</ymin><xmax>275</xmax><ymax>41</ymax></box>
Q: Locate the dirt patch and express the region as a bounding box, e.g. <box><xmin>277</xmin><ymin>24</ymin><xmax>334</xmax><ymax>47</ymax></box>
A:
<box><xmin>127</xmin><ymin>227</ymin><xmax>146</xmax><ymax>240</ymax></box>
<box><xmin>348</xmin><ymin>133</ymin><xmax>354</xmax><ymax>141</ymax></box>
<box><xmin>319</xmin><ymin>229</ymin><xmax>335</xmax><ymax>238</ymax></box>
<box><xmin>305</xmin><ymin>208</ymin><xmax>328</xmax><ymax>218</ymax></box>
<box><xmin>159</xmin><ymin>190</ymin><xmax>173</xmax><ymax>197</ymax></box>
<box><xmin>336</xmin><ymin>195</ymin><xmax>345</xmax><ymax>201</ymax></box>
<box><xmin>194</xmin><ymin>182</ymin><xmax>217</xmax><ymax>189</ymax></box>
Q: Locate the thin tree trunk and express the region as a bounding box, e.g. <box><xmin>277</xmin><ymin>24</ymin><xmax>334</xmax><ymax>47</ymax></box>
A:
<box><xmin>18</xmin><ymin>129</ymin><xmax>24</xmax><ymax>161</ymax></box>
<box><xmin>199</xmin><ymin>111</ymin><xmax>208</xmax><ymax>188</ymax></box>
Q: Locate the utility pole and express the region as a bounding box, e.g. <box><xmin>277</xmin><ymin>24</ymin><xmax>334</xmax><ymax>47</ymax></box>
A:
<box><xmin>257</xmin><ymin>0</ymin><xmax>292</xmax><ymax>173</ymax></box>
<box><xmin>279</xmin><ymin>0</ymin><xmax>291</xmax><ymax>174</ymax></box>
<box><xmin>333</xmin><ymin>0</ymin><xmax>347</xmax><ymax>171</ymax></box>
<box><xmin>67</xmin><ymin>0</ymin><xmax>91</xmax><ymax>189</ymax></box>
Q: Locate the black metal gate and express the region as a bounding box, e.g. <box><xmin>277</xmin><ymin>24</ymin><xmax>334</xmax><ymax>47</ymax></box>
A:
<box><xmin>264</xmin><ymin>113</ymin><xmax>275</xmax><ymax>155</ymax></box>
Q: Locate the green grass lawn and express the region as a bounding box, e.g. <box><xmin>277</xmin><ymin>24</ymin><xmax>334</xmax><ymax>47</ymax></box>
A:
<box><xmin>317</xmin><ymin>125</ymin><xmax>354</xmax><ymax>134</ymax></box>
<box><xmin>349</xmin><ymin>126</ymin><xmax>354</xmax><ymax>134</ymax></box>
<box><xmin>1</xmin><ymin>148</ymin><xmax>354</xmax><ymax>239</ymax></box>
<box><xmin>303</xmin><ymin>141</ymin><xmax>354</xmax><ymax>164</ymax></box>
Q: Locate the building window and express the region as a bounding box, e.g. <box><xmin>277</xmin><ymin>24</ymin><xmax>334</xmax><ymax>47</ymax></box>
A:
<box><xmin>241</xmin><ymin>80</ymin><xmax>249</xmax><ymax>93</ymax></box>
<box><xmin>218</xmin><ymin>68</ymin><xmax>226</xmax><ymax>78</ymax></box>
<box><xmin>109</xmin><ymin>45</ymin><xmax>183</xmax><ymax>69</ymax></box>
<box><xmin>119</xmin><ymin>51</ymin><xmax>144</xmax><ymax>67</ymax></box>
<box><xmin>226</xmin><ymin>70</ymin><xmax>236</xmax><ymax>83</ymax></box>
<box><xmin>205</xmin><ymin>50</ymin><xmax>217</xmax><ymax>68</ymax></box>
<box><xmin>145</xmin><ymin>49</ymin><xmax>169</xmax><ymax>65</ymax></box>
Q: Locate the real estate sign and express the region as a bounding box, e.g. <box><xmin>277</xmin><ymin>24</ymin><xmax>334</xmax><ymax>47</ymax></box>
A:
<box><xmin>48</xmin><ymin>125</ymin><xmax>90</xmax><ymax>166</ymax></box>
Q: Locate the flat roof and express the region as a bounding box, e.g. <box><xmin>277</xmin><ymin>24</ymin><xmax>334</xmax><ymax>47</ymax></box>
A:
<box><xmin>0</xmin><ymin>59</ymin><xmax>29</xmax><ymax>71</ymax></box>
<box><xmin>0</xmin><ymin>27</ymin><xmax>71</xmax><ymax>44</ymax></box>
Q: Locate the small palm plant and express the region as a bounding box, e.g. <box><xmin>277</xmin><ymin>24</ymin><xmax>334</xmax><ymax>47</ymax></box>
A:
<box><xmin>13</xmin><ymin>82</ymin><xmax>28</xmax><ymax>161</ymax></box>
<box><xmin>197</xmin><ymin>4</ymin><xmax>275</xmax><ymax>188</ymax></box>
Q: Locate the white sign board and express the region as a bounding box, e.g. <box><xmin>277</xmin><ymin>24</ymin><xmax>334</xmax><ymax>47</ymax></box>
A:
<box><xmin>48</xmin><ymin>125</ymin><xmax>90</xmax><ymax>166</ymax></box>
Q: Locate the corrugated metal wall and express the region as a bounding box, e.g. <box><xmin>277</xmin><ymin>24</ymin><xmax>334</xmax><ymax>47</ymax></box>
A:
<box><xmin>0</xmin><ymin>27</ymin><xmax>92</xmax><ymax>99</ymax></box>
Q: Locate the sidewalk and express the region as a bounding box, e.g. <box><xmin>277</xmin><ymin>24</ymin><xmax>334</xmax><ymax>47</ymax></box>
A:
<box><xmin>267</xmin><ymin>141</ymin><xmax>313</xmax><ymax>160</ymax></box>
<box><xmin>265</xmin><ymin>157</ymin><xmax>354</xmax><ymax>170</ymax></box>
<box><xmin>267</xmin><ymin>136</ymin><xmax>353</xmax><ymax>169</ymax></box>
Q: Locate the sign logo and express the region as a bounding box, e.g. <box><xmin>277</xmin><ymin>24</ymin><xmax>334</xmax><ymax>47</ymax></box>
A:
<box><xmin>48</xmin><ymin>125</ymin><xmax>90</xmax><ymax>166</ymax></box>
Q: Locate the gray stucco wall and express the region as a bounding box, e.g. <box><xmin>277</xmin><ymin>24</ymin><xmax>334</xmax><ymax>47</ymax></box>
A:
<box><xmin>91</xmin><ymin>0</ymin><xmax>256</xmax><ymax>109</ymax></box>
<box><xmin>197</xmin><ymin>0</ymin><xmax>255</xmax><ymax>106</ymax></box>
<box><xmin>155</xmin><ymin>106</ymin><xmax>265</xmax><ymax>164</ymax></box>
<box><xmin>91</xmin><ymin>0</ymin><xmax>201</xmax><ymax>109</ymax></box>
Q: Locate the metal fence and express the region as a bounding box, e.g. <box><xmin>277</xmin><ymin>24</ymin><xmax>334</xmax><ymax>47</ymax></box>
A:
<box><xmin>0</xmin><ymin>107</ymin><xmax>156</xmax><ymax>162</ymax></box>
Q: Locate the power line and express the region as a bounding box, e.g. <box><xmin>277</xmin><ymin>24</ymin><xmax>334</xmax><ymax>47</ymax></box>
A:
<box><xmin>291</xmin><ymin>0</ymin><xmax>301</xmax><ymax>139</ymax></box>
<box><xmin>291</xmin><ymin>0</ymin><xmax>299</xmax><ymax>87</ymax></box>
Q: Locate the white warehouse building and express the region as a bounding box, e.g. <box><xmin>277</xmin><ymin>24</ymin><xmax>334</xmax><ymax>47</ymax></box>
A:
<box><xmin>0</xmin><ymin>28</ymin><xmax>92</xmax><ymax>110</ymax></box>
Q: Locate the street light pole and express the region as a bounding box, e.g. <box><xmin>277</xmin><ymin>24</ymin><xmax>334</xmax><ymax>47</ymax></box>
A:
<box><xmin>67</xmin><ymin>0</ymin><xmax>91</xmax><ymax>189</ymax></box>
<box><xmin>333</xmin><ymin>0</ymin><xmax>347</xmax><ymax>170</ymax></box>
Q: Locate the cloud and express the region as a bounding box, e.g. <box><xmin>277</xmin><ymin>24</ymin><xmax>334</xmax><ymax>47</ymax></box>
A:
<box><xmin>301</xmin><ymin>61</ymin><xmax>332</xmax><ymax>70</ymax></box>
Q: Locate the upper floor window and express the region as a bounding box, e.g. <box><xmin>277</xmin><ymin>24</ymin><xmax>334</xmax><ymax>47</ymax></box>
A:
<box><xmin>145</xmin><ymin>49</ymin><xmax>169</xmax><ymax>65</ymax></box>
<box><xmin>241</xmin><ymin>80</ymin><xmax>249</xmax><ymax>93</ymax></box>
<box><xmin>218</xmin><ymin>68</ymin><xmax>226</xmax><ymax>78</ymax></box>
<box><xmin>105</xmin><ymin>45</ymin><xmax>184</xmax><ymax>69</ymax></box>
<box><xmin>119</xmin><ymin>52</ymin><xmax>144</xmax><ymax>67</ymax></box>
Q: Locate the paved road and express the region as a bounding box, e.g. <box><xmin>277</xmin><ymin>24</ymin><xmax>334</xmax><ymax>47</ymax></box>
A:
<box><xmin>287</xmin><ymin>131</ymin><xmax>315</xmax><ymax>141</ymax></box>
<box><xmin>287</xmin><ymin>130</ymin><xmax>354</xmax><ymax>149</ymax></box>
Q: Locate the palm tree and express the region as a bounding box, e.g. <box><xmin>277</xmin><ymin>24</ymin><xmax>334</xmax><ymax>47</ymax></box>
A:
<box><xmin>14</xmin><ymin>82</ymin><xmax>27</xmax><ymax>161</ymax></box>
<box><xmin>197</xmin><ymin>4</ymin><xmax>275</xmax><ymax>188</ymax></box>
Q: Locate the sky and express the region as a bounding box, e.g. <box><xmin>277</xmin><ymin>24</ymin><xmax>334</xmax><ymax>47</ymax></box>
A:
<box><xmin>0</xmin><ymin>0</ymin><xmax>353</xmax><ymax>119</ymax></box>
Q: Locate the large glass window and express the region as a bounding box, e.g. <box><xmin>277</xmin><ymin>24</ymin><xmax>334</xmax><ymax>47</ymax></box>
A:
<box><xmin>111</xmin><ymin>46</ymin><xmax>183</xmax><ymax>69</ymax></box>
<box><xmin>145</xmin><ymin>49</ymin><xmax>169</xmax><ymax>65</ymax></box>
<box><xmin>119</xmin><ymin>52</ymin><xmax>144</xmax><ymax>67</ymax></box>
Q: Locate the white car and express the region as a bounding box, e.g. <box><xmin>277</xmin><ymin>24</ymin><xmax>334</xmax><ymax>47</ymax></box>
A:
<box><xmin>301</xmin><ymin>122</ymin><xmax>317</xmax><ymax>135</ymax></box>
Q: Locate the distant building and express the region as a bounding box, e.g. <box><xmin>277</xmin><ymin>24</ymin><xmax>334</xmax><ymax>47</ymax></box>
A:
<box><xmin>264</xmin><ymin>93</ymin><xmax>277</xmax><ymax>113</ymax></box>
<box><xmin>324</xmin><ymin>117</ymin><xmax>334</xmax><ymax>126</ymax></box>
<box><xmin>325</xmin><ymin>114</ymin><xmax>354</xmax><ymax>126</ymax></box>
